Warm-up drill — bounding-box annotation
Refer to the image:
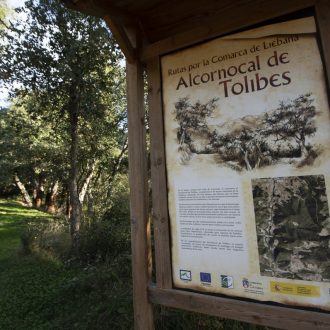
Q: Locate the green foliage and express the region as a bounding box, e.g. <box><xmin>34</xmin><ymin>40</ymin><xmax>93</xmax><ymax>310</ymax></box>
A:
<box><xmin>18</xmin><ymin>173</ymin><xmax>130</xmax><ymax>264</ymax></box>
<box><xmin>20</xmin><ymin>216</ymin><xmax>70</xmax><ymax>257</ymax></box>
<box><xmin>72</xmin><ymin>181</ymin><xmax>130</xmax><ymax>264</ymax></box>
<box><xmin>0</xmin><ymin>0</ymin><xmax>128</xmax><ymax>219</ymax></box>
<box><xmin>0</xmin><ymin>99</ymin><xmax>68</xmax><ymax>194</ymax></box>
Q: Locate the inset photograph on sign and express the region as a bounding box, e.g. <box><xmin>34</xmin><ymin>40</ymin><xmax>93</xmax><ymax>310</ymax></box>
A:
<box><xmin>161</xmin><ymin>16</ymin><xmax>330</xmax><ymax>311</ymax></box>
<box><xmin>252</xmin><ymin>175</ymin><xmax>330</xmax><ymax>282</ymax></box>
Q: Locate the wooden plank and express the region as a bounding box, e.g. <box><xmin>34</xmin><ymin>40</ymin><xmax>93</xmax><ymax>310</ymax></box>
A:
<box><xmin>140</xmin><ymin>0</ymin><xmax>239</xmax><ymax>43</ymax></box>
<box><xmin>315</xmin><ymin>0</ymin><xmax>330</xmax><ymax>87</ymax></box>
<box><xmin>142</xmin><ymin>0</ymin><xmax>288</xmax><ymax>43</ymax></box>
<box><xmin>149</xmin><ymin>287</ymin><xmax>330</xmax><ymax>330</ymax></box>
<box><xmin>64</xmin><ymin>0</ymin><xmax>134</xmax><ymax>22</ymax></box>
<box><xmin>140</xmin><ymin>0</ymin><xmax>316</xmax><ymax>61</ymax></box>
<box><xmin>127</xmin><ymin>42</ymin><xmax>154</xmax><ymax>329</ymax></box>
<box><xmin>147</xmin><ymin>57</ymin><xmax>172</xmax><ymax>289</ymax></box>
<box><xmin>104</xmin><ymin>16</ymin><xmax>136</xmax><ymax>63</ymax></box>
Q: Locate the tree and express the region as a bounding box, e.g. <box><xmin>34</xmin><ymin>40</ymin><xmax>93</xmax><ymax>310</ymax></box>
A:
<box><xmin>263</xmin><ymin>93</ymin><xmax>316</xmax><ymax>157</ymax></box>
<box><xmin>0</xmin><ymin>96</ymin><xmax>68</xmax><ymax>207</ymax></box>
<box><xmin>180</xmin><ymin>93</ymin><xmax>318</xmax><ymax>171</ymax></box>
<box><xmin>174</xmin><ymin>97</ymin><xmax>218</xmax><ymax>162</ymax></box>
<box><xmin>0</xmin><ymin>0</ymin><xmax>126</xmax><ymax>242</ymax></box>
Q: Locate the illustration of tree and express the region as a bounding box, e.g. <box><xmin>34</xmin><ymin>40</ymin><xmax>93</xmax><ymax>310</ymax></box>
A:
<box><xmin>211</xmin><ymin>128</ymin><xmax>270</xmax><ymax>171</ymax></box>
<box><xmin>174</xmin><ymin>97</ymin><xmax>218</xmax><ymax>162</ymax></box>
<box><xmin>263</xmin><ymin>93</ymin><xmax>317</xmax><ymax>158</ymax></box>
<box><xmin>173</xmin><ymin>93</ymin><xmax>319</xmax><ymax>170</ymax></box>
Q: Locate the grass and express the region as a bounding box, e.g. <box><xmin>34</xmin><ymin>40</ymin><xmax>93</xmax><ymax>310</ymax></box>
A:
<box><xmin>0</xmin><ymin>200</ymin><xmax>133</xmax><ymax>330</ymax></box>
<box><xmin>0</xmin><ymin>200</ymin><xmax>47</xmax><ymax>259</ymax></box>
<box><xmin>0</xmin><ymin>200</ymin><xmax>72</xmax><ymax>329</ymax></box>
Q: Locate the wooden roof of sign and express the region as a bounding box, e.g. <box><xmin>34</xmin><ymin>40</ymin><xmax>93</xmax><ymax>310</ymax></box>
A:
<box><xmin>62</xmin><ymin>0</ymin><xmax>317</xmax><ymax>63</ymax></box>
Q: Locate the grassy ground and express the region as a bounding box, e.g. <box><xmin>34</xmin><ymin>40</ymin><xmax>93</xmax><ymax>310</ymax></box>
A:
<box><xmin>0</xmin><ymin>200</ymin><xmax>71</xmax><ymax>329</ymax></box>
<box><xmin>0</xmin><ymin>200</ymin><xmax>47</xmax><ymax>259</ymax></box>
<box><xmin>0</xmin><ymin>200</ymin><xmax>133</xmax><ymax>330</ymax></box>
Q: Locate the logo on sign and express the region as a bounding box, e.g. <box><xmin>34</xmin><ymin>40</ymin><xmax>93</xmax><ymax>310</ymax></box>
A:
<box><xmin>242</xmin><ymin>278</ymin><xmax>249</xmax><ymax>288</ymax></box>
<box><xmin>221</xmin><ymin>275</ymin><xmax>234</xmax><ymax>289</ymax></box>
<box><xmin>200</xmin><ymin>272</ymin><xmax>211</xmax><ymax>283</ymax></box>
<box><xmin>180</xmin><ymin>270</ymin><xmax>192</xmax><ymax>281</ymax></box>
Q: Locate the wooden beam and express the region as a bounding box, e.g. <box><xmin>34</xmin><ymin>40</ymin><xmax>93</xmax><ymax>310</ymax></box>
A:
<box><xmin>63</xmin><ymin>0</ymin><xmax>134</xmax><ymax>22</ymax></box>
<box><xmin>315</xmin><ymin>0</ymin><xmax>330</xmax><ymax>89</ymax></box>
<box><xmin>148</xmin><ymin>287</ymin><xmax>330</xmax><ymax>330</ymax></box>
<box><xmin>104</xmin><ymin>16</ymin><xmax>136</xmax><ymax>63</ymax></box>
<box><xmin>127</xmin><ymin>39</ymin><xmax>154</xmax><ymax>329</ymax></box>
<box><xmin>147</xmin><ymin>57</ymin><xmax>172</xmax><ymax>289</ymax></box>
<box><xmin>140</xmin><ymin>0</ymin><xmax>317</xmax><ymax>61</ymax></box>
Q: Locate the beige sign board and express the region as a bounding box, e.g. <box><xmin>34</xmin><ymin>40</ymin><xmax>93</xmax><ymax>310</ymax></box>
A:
<box><xmin>161</xmin><ymin>17</ymin><xmax>330</xmax><ymax>310</ymax></box>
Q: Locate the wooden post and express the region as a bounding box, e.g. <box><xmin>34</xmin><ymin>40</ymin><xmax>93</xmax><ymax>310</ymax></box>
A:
<box><xmin>147</xmin><ymin>57</ymin><xmax>172</xmax><ymax>289</ymax></box>
<box><xmin>126</xmin><ymin>55</ymin><xmax>155</xmax><ymax>329</ymax></box>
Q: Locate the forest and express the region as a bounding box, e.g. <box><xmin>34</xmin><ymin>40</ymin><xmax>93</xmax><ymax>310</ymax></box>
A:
<box><xmin>0</xmin><ymin>0</ymin><xmax>271</xmax><ymax>329</ymax></box>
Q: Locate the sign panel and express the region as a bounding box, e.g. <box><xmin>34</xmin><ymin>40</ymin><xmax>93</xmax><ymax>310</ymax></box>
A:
<box><xmin>161</xmin><ymin>17</ymin><xmax>330</xmax><ymax>310</ymax></box>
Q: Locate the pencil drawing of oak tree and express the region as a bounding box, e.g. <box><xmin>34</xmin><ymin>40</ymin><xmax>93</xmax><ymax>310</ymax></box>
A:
<box><xmin>263</xmin><ymin>93</ymin><xmax>317</xmax><ymax>158</ymax></box>
<box><xmin>173</xmin><ymin>93</ymin><xmax>319</xmax><ymax>171</ymax></box>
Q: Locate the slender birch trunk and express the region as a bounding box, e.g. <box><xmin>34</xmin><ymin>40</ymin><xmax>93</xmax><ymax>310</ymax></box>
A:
<box><xmin>79</xmin><ymin>161</ymin><xmax>97</xmax><ymax>205</ymax></box>
<box><xmin>14</xmin><ymin>174</ymin><xmax>32</xmax><ymax>207</ymax></box>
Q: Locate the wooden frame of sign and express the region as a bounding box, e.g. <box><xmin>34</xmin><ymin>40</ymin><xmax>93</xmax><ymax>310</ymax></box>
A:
<box><xmin>124</xmin><ymin>0</ymin><xmax>330</xmax><ymax>329</ymax></box>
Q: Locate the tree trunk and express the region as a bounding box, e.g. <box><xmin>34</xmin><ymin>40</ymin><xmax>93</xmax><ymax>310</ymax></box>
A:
<box><xmin>14</xmin><ymin>174</ymin><xmax>32</xmax><ymax>207</ymax></box>
<box><xmin>35</xmin><ymin>176</ymin><xmax>45</xmax><ymax>209</ymax></box>
<box><xmin>32</xmin><ymin>179</ymin><xmax>38</xmax><ymax>207</ymax></box>
<box><xmin>79</xmin><ymin>160</ymin><xmax>97</xmax><ymax>205</ymax></box>
<box><xmin>107</xmin><ymin>137</ymin><xmax>128</xmax><ymax>198</ymax></box>
<box><xmin>46</xmin><ymin>181</ymin><xmax>59</xmax><ymax>214</ymax></box>
<box><xmin>68</xmin><ymin>84</ymin><xmax>81</xmax><ymax>244</ymax></box>
<box><xmin>300</xmin><ymin>137</ymin><xmax>308</xmax><ymax>158</ymax></box>
<box><xmin>255</xmin><ymin>157</ymin><xmax>260</xmax><ymax>169</ymax></box>
<box><xmin>244</xmin><ymin>150</ymin><xmax>252</xmax><ymax>171</ymax></box>
<box><xmin>87</xmin><ymin>190</ymin><xmax>94</xmax><ymax>218</ymax></box>
<box><xmin>66</xmin><ymin>191</ymin><xmax>71</xmax><ymax>219</ymax></box>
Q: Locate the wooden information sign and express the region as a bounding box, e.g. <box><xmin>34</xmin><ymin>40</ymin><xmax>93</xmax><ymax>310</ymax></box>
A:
<box><xmin>161</xmin><ymin>16</ymin><xmax>330</xmax><ymax>312</ymax></box>
<box><xmin>146</xmin><ymin>4</ymin><xmax>330</xmax><ymax>329</ymax></box>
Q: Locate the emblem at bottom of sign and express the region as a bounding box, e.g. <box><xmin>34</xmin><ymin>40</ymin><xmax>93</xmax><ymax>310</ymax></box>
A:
<box><xmin>221</xmin><ymin>275</ymin><xmax>234</xmax><ymax>289</ymax></box>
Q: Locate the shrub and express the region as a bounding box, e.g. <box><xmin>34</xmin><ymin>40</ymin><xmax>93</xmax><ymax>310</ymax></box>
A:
<box><xmin>20</xmin><ymin>216</ymin><xmax>71</xmax><ymax>259</ymax></box>
<box><xmin>76</xmin><ymin>188</ymin><xmax>131</xmax><ymax>264</ymax></box>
